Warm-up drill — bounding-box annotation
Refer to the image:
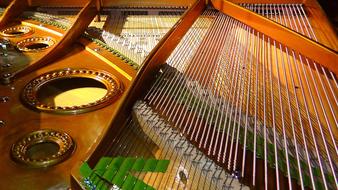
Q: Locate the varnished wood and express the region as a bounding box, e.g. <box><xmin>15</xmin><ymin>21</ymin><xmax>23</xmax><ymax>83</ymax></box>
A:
<box><xmin>1</xmin><ymin>0</ymin><xmax>97</xmax><ymax>83</ymax></box>
<box><xmin>0</xmin><ymin>42</ymin><xmax>134</xmax><ymax>190</ymax></box>
<box><xmin>304</xmin><ymin>0</ymin><xmax>338</xmax><ymax>50</ymax></box>
<box><xmin>228</xmin><ymin>0</ymin><xmax>303</xmax><ymax>3</ymax></box>
<box><xmin>0</xmin><ymin>0</ymin><xmax>28</xmax><ymax>28</ymax></box>
<box><xmin>95</xmin><ymin>0</ymin><xmax>102</xmax><ymax>22</ymax></box>
<box><xmin>210</xmin><ymin>0</ymin><xmax>338</xmax><ymax>76</ymax></box>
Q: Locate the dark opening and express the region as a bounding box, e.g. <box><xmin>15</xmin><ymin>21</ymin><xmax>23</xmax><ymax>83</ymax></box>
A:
<box><xmin>25</xmin><ymin>43</ymin><xmax>49</xmax><ymax>50</ymax></box>
<box><xmin>7</xmin><ymin>31</ymin><xmax>25</xmax><ymax>35</ymax></box>
<box><xmin>26</xmin><ymin>141</ymin><xmax>59</xmax><ymax>160</ymax></box>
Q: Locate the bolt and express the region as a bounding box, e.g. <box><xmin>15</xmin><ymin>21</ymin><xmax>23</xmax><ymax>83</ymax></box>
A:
<box><xmin>0</xmin><ymin>96</ymin><xmax>9</xmax><ymax>103</ymax></box>
<box><xmin>2</xmin><ymin>73</ymin><xmax>11</xmax><ymax>78</ymax></box>
<box><xmin>0</xmin><ymin>120</ymin><xmax>5</xmax><ymax>128</ymax></box>
<box><xmin>2</xmin><ymin>63</ymin><xmax>12</xmax><ymax>68</ymax></box>
<box><xmin>1</xmin><ymin>73</ymin><xmax>13</xmax><ymax>84</ymax></box>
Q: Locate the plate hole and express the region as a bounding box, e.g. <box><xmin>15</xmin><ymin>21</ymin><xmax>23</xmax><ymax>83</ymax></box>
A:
<box><xmin>0</xmin><ymin>26</ymin><xmax>33</xmax><ymax>37</ymax></box>
<box><xmin>26</xmin><ymin>141</ymin><xmax>60</xmax><ymax>160</ymax></box>
<box><xmin>25</xmin><ymin>43</ymin><xmax>50</xmax><ymax>50</ymax></box>
<box><xmin>37</xmin><ymin>77</ymin><xmax>108</xmax><ymax>107</ymax></box>
<box><xmin>16</xmin><ymin>37</ymin><xmax>55</xmax><ymax>52</ymax></box>
<box><xmin>7</xmin><ymin>31</ymin><xmax>25</xmax><ymax>35</ymax></box>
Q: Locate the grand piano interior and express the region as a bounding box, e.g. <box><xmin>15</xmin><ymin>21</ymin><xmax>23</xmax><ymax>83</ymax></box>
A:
<box><xmin>0</xmin><ymin>0</ymin><xmax>337</xmax><ymax>190</ymax></box>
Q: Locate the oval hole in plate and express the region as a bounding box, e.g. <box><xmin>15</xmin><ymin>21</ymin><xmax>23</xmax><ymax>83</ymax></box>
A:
<box><xmin>37</xmin><ymin>77</ymin><xmax>108</xmax><ymax>108</ymax></box>
<box><xmin>25</xmin><ymin>43</ymin><xmax>50</xmax><ymax>50</ymax></box>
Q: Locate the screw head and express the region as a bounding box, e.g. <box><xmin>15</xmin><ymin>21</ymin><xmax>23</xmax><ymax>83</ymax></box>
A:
<box><xmin>0</xmin><ymin>120</ymin><xmax>5</xmax><ymax>128</ymax></box>
<box><xmin>0</xmin><ymin>96</ymin><xmax>9</xmax><ymax>103</ymax></box>
<box><xmin>2</xmin><ymin>63</ymin><xmax>12</xmax><ymax>68</ymax></box>
<box><xmin>2</xmin><ymin>73</ymin><xmax>11</xmax><ymax>78</ymax></box>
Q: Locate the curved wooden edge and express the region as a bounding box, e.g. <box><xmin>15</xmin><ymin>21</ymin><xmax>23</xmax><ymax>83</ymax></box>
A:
<box><xmin>0</xmin><ymin>0</ymin><xmax>28</xmax><ymax>28</ymax></box>
<box><xmin>1</xmin><ymin>0</ymin><xmax>97</xmax><ymax>84</ymax></box>
<box><xmin>210</xmin><ymin>0</ymin><xmax>338</xmax><ymax>76</ymax></box>
<box><xmin>303</xmin><ymin>0</ymin><xmax>338</xmax><ymax>50</ymax></box>
<box><xmin>82</xmin><ymin>0</ymin><xmax>206</xmax><ymax>168</ymax></box>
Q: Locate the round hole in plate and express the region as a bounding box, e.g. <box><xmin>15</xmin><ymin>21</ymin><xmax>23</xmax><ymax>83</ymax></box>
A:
<box><xmin>26</xmin><ymin>141</ymin><xmax>60</xmax><ymax>160</ymax></box>
<box><xmin>16</xmin><ymin>37</ymin><xmax>55</xmax><ymax>52</ymax></box>
<box><xmin>11</xmin><ymin>129</ymin><xmax>75</xmax><ymax>168</ymax></box>
<box><xmin>25</xmin><ymin>43</ymin><xmax>50</xmax><ymax>50</ymax></box>
<box><xmin>36</xmin><ymin>77</ymin><xmax>108</xmax><ymax>108</ymax></box>
<box><xmin>7</xmin><ymin>31</ymin><xmax>25</xmax><ymax>35</ymax></box>
<box><xmin>22</xmin><ymin>69</ymin><xmax>123</xmax><ymax>114</ymax></box>
<box><xmin>0</xmin><ymin>26</ymin><xmax>34</xmax><ymax>37</ymax></box>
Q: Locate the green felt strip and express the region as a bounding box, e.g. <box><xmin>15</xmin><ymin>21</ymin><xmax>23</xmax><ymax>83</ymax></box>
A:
<box><xmin>154</xmin><ymin>160</ymin><xmax>170</xmax><ymax>173</ymax></box>
<box><xmin>119</xmin><ymin>157</ymin><xmax>136</xmax><ymax>174</ymax></box>
<box><xmin>95</xmin><ymin>157</ymin><xmax>113</xmax><ymax>171</ymax></box>
<box><xmin>122</xmin><ymin>174</ymin><xmax>137</xmax><ymax>190</ymax></box>
<box><xmin>143</xmin><ymin>159</ymin><xmax>158</xmax><ymax>171</ymax></box>
<box><xmin>109</xmin><ymin>157</ymin><xmax>124</xmax><ymax>169</ymax></box>
<box><xmin>96</xmin><ymin>181</ymin><xmax>105</xmax><ymax>190</ymax></box>
<box><xmin>101</xmin><ymin>184</ymin><xmax>109</xmax><ymax>190</ymax></box>
<box><xmin>81</xmin><ymin>157</ymin><xmax>170</xmax><ymax>190</ymax></box>
<box><xmin>112</xmin><ymin>158</ymin><xmax>136</xmax><ymax>187</ymax></box>
<box><xmin>133</xmin><ymin>179</ymin><xmax>147</xmax><ymax>190</ymax></box>
<box><xmin>102</xmin><ymin>167</ymin><xmax>118</xmax><ymax>182</ymax></box>
<box><xmin>102</xmin><ymin>157</ymin><xmax>124</xmax><ymax>182</ymax></box>
<box><xmin>80</xmin><ymin>162</ymin><xmax>93</xmax><ymax>178</ymax></box>
<box><xmin>132</xmin><ymin>158</ymin><xmax>146</xmax><ymax>171</ymax></box>
<box><xmin>112</xmin><ymin>171</ymin><xmax>126</xmax><ymax>187</ymax></box>
<box><xmin>92</xmin><ymin>175</ymin><xmax>101</xmax><ymax>187</ymax></box>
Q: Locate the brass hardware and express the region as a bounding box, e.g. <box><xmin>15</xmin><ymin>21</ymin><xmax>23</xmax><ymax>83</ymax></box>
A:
<box><xmin>16</xmin><ymin>37</ymin><xmax>55</xmax><ymax>52</ymax></box>
<box><xmin>21</xmin><ymin>68</ymin><xmax>123</xmax><ymax>114</ymax></box>
<box><xmin>11</xmin><ymin>129</ymin><xmax>75</xmax><ymax>168</ymax></box>
<box><xmin>0</xmin><ymin>25</ymin><xmax>33</xmax><ymax>37</ymax></box>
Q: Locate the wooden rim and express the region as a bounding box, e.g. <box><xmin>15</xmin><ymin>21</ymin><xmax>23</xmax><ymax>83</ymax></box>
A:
<box><xmin>21</xmin><ymin>68</ymin><xmax>123</xmax><ymax>114</ymax></box>
<box><xmin>0</xmin><ymin>25</ymin><xmax>33</xmax><ymax>37</ymax></box>
<box><xmin>11</xmin><ymin>129</ymin><xmax>75</xmax><ymax>168</ymax></box>
<box><xmin>16</xmin><ymin>37</ymin><xmax>55</xmax><ymax>52</ymax></box>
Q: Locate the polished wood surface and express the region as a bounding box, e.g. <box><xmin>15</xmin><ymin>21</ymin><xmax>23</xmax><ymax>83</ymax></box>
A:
<box><xmin>0</xmin><ymin>21</ymin><xmax>64</xmax><ymax>77</ymax></box>
<box><xmin>304</xmin><ymin>0</ymin><xmax>338</xmax><ymax>50</ymax></box>
<box><xmin>3</xmin><ymin>0</ymin><xmax>97</xmax><ymax>83</ymax></box>
<box><xmin>0</xmin><ymin>0</ymin><xmax>28</xmax><ymax>28</ymax></box>
<box><xmin>0</xmin><ymin>43</ymin><xmax>135</xmax><ymax>190</ymax></box>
